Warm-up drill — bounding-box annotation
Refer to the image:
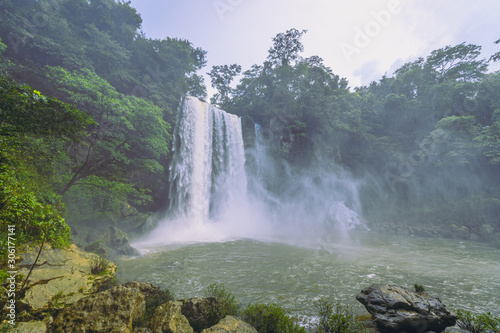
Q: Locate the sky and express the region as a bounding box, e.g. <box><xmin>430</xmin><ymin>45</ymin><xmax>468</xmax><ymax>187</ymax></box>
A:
<box><xmin>128</xmin><ymin>0</ymin><xmax>500</xmax><ymax>95</ymax></box>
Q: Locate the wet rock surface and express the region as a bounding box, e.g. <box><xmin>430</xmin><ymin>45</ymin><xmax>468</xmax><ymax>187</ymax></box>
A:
<box><xmin>356</xmin><ymin>284</ymin><xmax>457</xmax><ymax>333</ymax></box>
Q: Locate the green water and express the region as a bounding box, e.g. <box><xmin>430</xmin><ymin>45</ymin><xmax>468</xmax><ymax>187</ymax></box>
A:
<box><xmin>116</xmin><ymin>233</ymin><xmax>500</xmax><ymax>324</ymax></box>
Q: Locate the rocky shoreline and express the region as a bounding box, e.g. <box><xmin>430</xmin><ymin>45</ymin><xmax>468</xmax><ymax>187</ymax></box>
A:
<box><xmin>0</xmin><ymin>243</ymin><xmax>471</xmax><ymax>333</ymax></box>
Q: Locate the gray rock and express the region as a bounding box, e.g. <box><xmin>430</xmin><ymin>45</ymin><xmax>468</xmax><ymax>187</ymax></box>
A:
<box><xmin>356</xmin><ymin>284</ymin><xmax>457</xmax><ymax>333</ymax></box>
<box><xmin>105</xmin><ymin>226</ymin><xmax>141</xmax><ymax>256</ymax></box>
<box><xmin>201</xmin><ymin>316</ymin><xmax>258</xmax><ymax>333</ymax></box>
<box><xmin>151</xmin><ymin>301</ymin><xmax>194</xmax><ymax>333</ymax></box>
<box><xmin>84</xmin><ymin>240</ymin><xmax>107</xmax><ymax>255</ymax></box>
<box><xmin>179</xmin><ymin>297</ymin><xmax>218</xmax><ymax>332</ymax></box>
<box><xmin>72</xmin><ymin>223</ymin><xmax>140</xmax><ymax>257</ymax></box>
<box><xmin>52</xmin><ymin>284</ymin><xmax>145</xmax><ymax>332</ymax></box>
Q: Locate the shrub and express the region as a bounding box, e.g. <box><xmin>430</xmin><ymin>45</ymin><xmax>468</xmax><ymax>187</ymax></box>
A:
<box><xmin>0</xmin><ymin>167</ymin><xmax>71</xmax><ymax>263</ymax></box>
<box><xmin>456</xmin><ymin>308</ymin><xmax>500</xmax><ymax>333</ymax></box>
<box><xmin>241</xmin><ymin>302</ymin><xmax>306</xmax><ymax>333</ymax></box>
<box><xmin>414</xmin><ymin>283</ymin><xmax>425</xmax><ymax>293</ymax></box>
<box><xmin>204</xmin><ymin>283</ymin><xmax>240</xmax><ymax>326</ymax></box>
<box><xmin>315</xmin><ymin>298</ymin><xmax>367</xmax><ymax>333</ymax></box>
<box><xmin>145</xmin><ymin>288</ymin><xmax>175</xmax><ymax>313</ymax></box>
<box><xmin>90</xmin><ymin>255</ymin><xmax>109</xmax><ymax>275</ymax></box>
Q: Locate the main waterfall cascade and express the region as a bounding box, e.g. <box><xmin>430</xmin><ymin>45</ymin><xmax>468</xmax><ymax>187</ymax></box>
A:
<box><xmin>139</xmin><ymin>96</ymin><xmax>364</xmax><ymax>247</ymax></box>
<box><xmin>168</xmin><ymin>96</ymin><xmax>247</xmax><ymax>224</ymax></box>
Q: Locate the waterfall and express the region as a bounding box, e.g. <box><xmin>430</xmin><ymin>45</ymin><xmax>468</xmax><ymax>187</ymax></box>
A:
<box><xmin>137</xmin><ymin>97</ymin><xmax>364</xmax><ymax>248</ymax></box>
<box><xmin>168</xmin><ymin>96</ymin><xmax>247</xmax><ymax>226</ymax></box>
<box><xmin>249</xmin><ymin>122</ymin><xmax>365</xmax><ymax>238</ymax></box>
<box><xmin>254</xmin><ymin>123</ymin><xmax>265</xmax><ymax>182</ymax></box>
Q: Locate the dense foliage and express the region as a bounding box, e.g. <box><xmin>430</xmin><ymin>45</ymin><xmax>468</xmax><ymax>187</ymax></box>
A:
<box><xmin>210</xmin><ymin>29</ymin><xmax>500</xmax><ymax>244</ymax></box>
<box><xmin>0</xmin><ymin>0</ymin><xmax>209</xmax><ymax>244</ymax></box>
<box><xmin>456</xmin><ymin>308</ymin><xmax>500</xmax><ymax>333</ymax></box>
<box><xmin>0</xmin><ymin>0</ymin><xmax>499</xmax><ymax>251</ymax></box>
<box><xmin>0</xmin><ymin>77</ymin><xmax>93</xmax><ymax>256</ymax></box>
<box><xmin>315</xmin><ymin>298</ymin><xmax>367</xmax><ymax>333</ymax></box>
<box><xmin>204</xmin><ymin>283</ymin><xmax>241</xmax><ymax>327</ymax></box>
<box><xmin>242</xmin><ymin>302</ymin><xmax>306</xmax><ymax>333</ymax></box>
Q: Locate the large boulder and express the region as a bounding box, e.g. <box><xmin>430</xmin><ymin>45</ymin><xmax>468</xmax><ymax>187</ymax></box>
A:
<box><xmin>201</xmin><ymin>316</ymin><xmax>258</xmax><ymax>333</ymax></box>
<box><xmin>151</xmin><ymin>301</ymin><xmax>194</xmax><ymax>333</ymax></box>
<box><xmin>52</xmin><ymin>284</ymin><xmax>146</xmax><ymax>332</ymax></box>
<box><xmin>356</xmin><ymin>284</ymin><xmax>457</xmax><ymax>333</ymax></box>
<box><xmin>178</xmin><ymin>297</ymin><xmax>218</xmax><ymax>332</ymax></box>
<box><xmin>14</xmin><ymin>243</ymin><xmax>116</xmax><ymax>314</ymax></box>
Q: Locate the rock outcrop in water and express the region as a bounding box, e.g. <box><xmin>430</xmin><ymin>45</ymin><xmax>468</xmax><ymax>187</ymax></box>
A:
<box><xmin>356</xmin><ymin>284</ymin><xmax>457</xmax><ymax>333</ymax></box>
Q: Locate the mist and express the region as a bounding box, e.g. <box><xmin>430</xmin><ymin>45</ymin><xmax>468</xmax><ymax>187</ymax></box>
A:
<box><xmin>134</xmin><ymin>96</ymin><xmax>367</xmax><ymax>252</ymax></box>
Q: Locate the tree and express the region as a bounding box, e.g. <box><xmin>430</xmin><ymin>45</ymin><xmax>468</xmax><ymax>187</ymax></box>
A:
<box><xmin>425</xmin><ymin>43</ymin><xmax>487</xmax><ymax>82</ymax></box>
<box><xmin>392</xmin><ymin>58</ymin><xmax>425</xmax><ymax>99</ymax></box>
<box><xmin>0</xmin><ymin>75</ymin><xmax>91</xmax><ymax>252</ymax></box>
<box><xmin>46</xmin><ymin>67</ymin><xmax>170</xmax><ymax>206</ymax></box>
<box><xmin>475</xmin><ymin>109</ymin><xmax>500</xmax><ymax>165</ymax></box>
<box><xmin>208</xmin><ymin>64</ymin><xmax>241</xmax><ymax>106</ymax></box>
<box><xmin>0</xmin><ymin>0</ymin><xmax>208</xmax><ymax>112</ymax></box>
<box><xmin>0</xmin><ymin>75</ymin><xmax>94</xmax><ymax>140</ymax></box>
<box><xmin>267</xmin><ymin>28</ymin><xmax>307</xmax><ymax>67</ymax></box>
<box><xmin>490</xmin><ymin>38</ymin><xmax>500</xmax><ymax>62</ymax></box>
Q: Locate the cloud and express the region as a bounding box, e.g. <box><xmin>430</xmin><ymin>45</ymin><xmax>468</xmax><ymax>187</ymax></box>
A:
<box><xmin>129</xmin><ymin>0</ymin><xmax>500</xmax><ymax>92</ymax></box>
<box><xmin>353</xmin><ymin>60</ymin><xmax>382</xmax><ymax>84</ymax></box>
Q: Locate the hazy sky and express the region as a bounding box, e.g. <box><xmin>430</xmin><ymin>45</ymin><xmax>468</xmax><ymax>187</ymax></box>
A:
<box><xmin>128</xmin><ymin>0</ymin><xmax>500</xmax><ymax>93</ymax></box>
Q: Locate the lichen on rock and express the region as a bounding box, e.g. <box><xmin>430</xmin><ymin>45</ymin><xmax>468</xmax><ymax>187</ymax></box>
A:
<box><xmin>15</xmin><ymin>243</ymin><xmax>116</xmax><ymax>314</ymax></box>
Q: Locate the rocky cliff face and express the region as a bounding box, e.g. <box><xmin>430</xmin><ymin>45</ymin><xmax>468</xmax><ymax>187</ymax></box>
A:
<box><xmin>16</xmin><ymin>243</ymin><xmax>116</xmax><ymax>314</ymax></box>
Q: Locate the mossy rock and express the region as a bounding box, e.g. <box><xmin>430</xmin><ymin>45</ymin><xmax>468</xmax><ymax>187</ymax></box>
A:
<box><xmin>15</xmin><ymin>244</ymin><xmax>117</xmax><ymax>314</ymax></box>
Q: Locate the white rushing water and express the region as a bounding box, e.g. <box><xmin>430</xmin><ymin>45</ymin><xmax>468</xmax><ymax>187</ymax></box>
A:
<box><xmin>136</xmin><ymin>96</ymin><xmax>367</xmax><ymax>248</ymax></box>
<box><xmin>137</xmin><ymin>97</ymin><xmax>270</xmax><ymax>246</ymax></box>
<box><xmin>168</xmin><ymin>96</ymin><xmax>247</xmax><ymax>224</ymax></box>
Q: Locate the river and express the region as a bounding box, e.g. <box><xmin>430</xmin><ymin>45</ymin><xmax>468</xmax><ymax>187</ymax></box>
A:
<box><xmin>116</xmin><ymin>232</ymin><xmax>500</xmax><ymax>326</ymax></box>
